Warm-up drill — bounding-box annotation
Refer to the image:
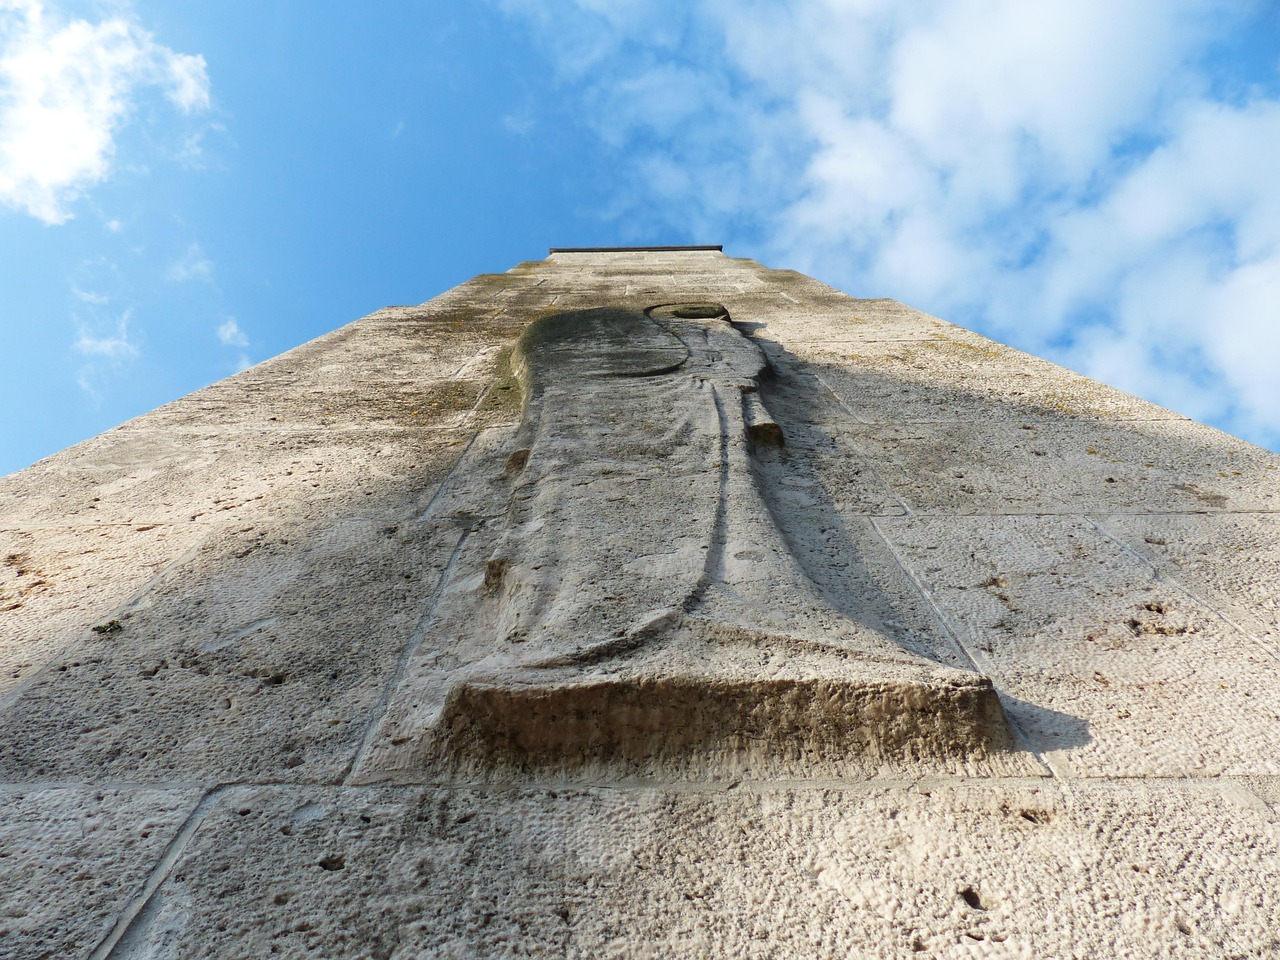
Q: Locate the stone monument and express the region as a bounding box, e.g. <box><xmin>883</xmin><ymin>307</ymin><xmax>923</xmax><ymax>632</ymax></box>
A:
<box><xmin>2</xmin><ymin>247</ymin><xmax>1278</xmax><ymax>957</ymax></box>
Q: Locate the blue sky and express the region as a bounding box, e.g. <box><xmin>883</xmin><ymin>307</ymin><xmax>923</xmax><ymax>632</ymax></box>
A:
<box><xmin>1</xmin><ymin>0</ymin><xmax>1278</xmax><ymax>475</ymax></box>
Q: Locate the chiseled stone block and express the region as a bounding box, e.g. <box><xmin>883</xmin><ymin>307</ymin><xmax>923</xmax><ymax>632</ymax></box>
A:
<box><xmin>2</xmin><ymin>249</ymin><xmax>1279</xmax><ymax>957</ymax></box>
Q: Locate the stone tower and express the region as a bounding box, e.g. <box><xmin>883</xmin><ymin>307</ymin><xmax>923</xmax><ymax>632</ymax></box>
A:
<box><xmin>2</xmin><ymin>248</ymin><xmax>1278</xmax><ymax>957</ymax></box>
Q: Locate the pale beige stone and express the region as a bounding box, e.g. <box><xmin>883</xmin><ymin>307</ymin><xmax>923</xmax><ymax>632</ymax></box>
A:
<box><xmin>2</xmin><ymin>248</ymin><xmax>1279</xmax><ymax>958</ymax></box>
<box><xmin>1095</xmin><ymin>512</ymin><xmax>1280</xmax><ymax>648</ymax></box>
<box><xmin>0</xmin><ymin>513</ymin><xmax>459</xmax><ymax>784</ymax></box>
<box><xmin>0</xmin><ymin>523</ymin><xmax>202</xmax><ymax>697</ymax></box>
<box><xmin>879</xmin><ymin>514</ymin><xmax>1280</xmax><ymax>776</ymax></box>
<box><xmin>0</xmin><ymin>785</ymin><xmax>200</xmax><ymax>960</ymax></box>
<box><xmin>103</xmin><ymin>781</ymin><xmax>1280</xmax><ymax>959</ymax></box>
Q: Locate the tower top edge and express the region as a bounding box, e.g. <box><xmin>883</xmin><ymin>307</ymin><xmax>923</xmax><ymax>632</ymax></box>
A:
<box><xmin>547</xmin><ymin>245</ymin><xmax>723</xmax><ymax>254</ymax></box>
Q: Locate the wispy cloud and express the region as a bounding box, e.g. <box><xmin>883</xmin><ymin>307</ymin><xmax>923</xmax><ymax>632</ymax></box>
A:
<box><xmin>72</xmin><ymin>286</ymin><xmax>109</xmax><ymax>305</ymax></box>
<box><xmin>498</xmin><ymin>0</ymin><xmax>1280</xmax><ymax>449</ymax></box>
<box><xmin>73</xmin><ymin>308</ymin><xmax>137</xmax><ymax>359</ymax></box>
<box><xmin>168</xmin><ymin>241</ymin><xmax>213</xmax><ymax>282</ymax></box>
<box><xmin>502</xmin><ymin>112</ymin><xmax>535</xmax><ymax>136</ymax></box>
<box><xmin>69</xmin><ymin>257</ymin><xmax>140</xmax><ymax>401</ymax></box>
<box><xmin>163</xmin><ymin>48</ymin><xmax>211</xmax><ymax>112</ymax></box>
<box><xmin>0</xmin><ymin>0</ymin><xmax>211</xmax><ymax>224</ymax></box>
<box><xmin>216</xmin><ymin>316</ymin><xmax>248</xmax><ymax>348</ymax></box>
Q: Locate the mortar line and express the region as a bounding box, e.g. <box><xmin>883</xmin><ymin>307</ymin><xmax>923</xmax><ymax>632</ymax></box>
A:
<box><xmin>868</xmin><ymin>516</ymin><xmax>1059</xmax><ymax>778</ymax></box>
<box><xmin>343</xmin><ymin>423</ymin><xmax>496</xmax><ymax>781</ymax></box>
<box><xmin>863</xmin><ymin>518</ymin><xmax>982</xmax><ymax>675</ymax></box>
<box><xmin>341</xmin><ymin>528</ymin><xmax>471</xmax><ymax>785</ymax></box>
<box><xmin>3</xmin><ymin>771</ymin><xmax>1268</xmax><ymax>795</ymax></box>
<box><xmin>446</xmin><ymin>343</ymin><xmax>505</xmax><ymax>380</ymax></box>
<box><xmin>88</xmin><ymin>785</ymin><xmax>231</xmax><ymax>960</ymax></box>
<box><xmin>463</xmin><ymin>372</ymin><xmax>508</xmax><ymax>420</ymax></box>
<box><xmin>799</xmin><ymin>366</ymin><xmax>915</xmax><ymax>517</ymax></box>
<box><xmin>414</xmin><ymin>429</ymin><xmax>484</xmax><ymax>521</ymax></box>
<box><xmin>10</xmin><ymin>508</ymin><xmax>1273</xmax><ymax>535</ymax></box>
<box><xmin>855</xmin><ymin>415</ymin><xmax>1196</xmax><ymax>424</ymax></box>
<box><xmin>1084</xmin><ymin>516</ymin><xmax>1280</xmax><ymax>667</ymax></box>
<box><xmin>879</xmin><ymin>508</ymin><xmax>1280</xmax><ymax>517</ymax></box>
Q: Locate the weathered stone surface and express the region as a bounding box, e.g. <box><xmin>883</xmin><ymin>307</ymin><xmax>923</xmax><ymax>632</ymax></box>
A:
<box><xmin>0</xmin><ymin>513</ymin><xmax>461</xmax><ymax>784</ymax></box>
<box><xmin>104</xmin><ymin>781</ymin><xmax>1280</xmax><ymax>959</ymax></box>
<box><xmin>0</xmin><ymin>785</ymin><xmax>201</xmax><ymax>960</ymax></box>
<box><xmin>0</xmin><ymin>424</ymin><xmax>478</xmax><ymax>530</ymax></box>
<box><xmin>880</xmin><ymin>514</ymin><xmax>1280</xmax><ymax>777</ymax></box>
<box><xmin>792</xmin><ymin>336</ymin><xmax>1186</xmax><ymax>424</ymax></box>
<box><xmin>0</xmin><ymin>523</ymin><xmax>202</xmax><ymax>697</ymax></box>
<box><xmin>3</xmin><ymin>248</ymin><xmax>1279</xmax><ymax>957</ymax></box>
<box><xmin>832</xmin><ymin>418</ymin><xmax>1276</xmax><ymax>516</ymax></box>
<box><xmin>354</xmin><ymin>304</ymin><xmax>1025</xmax><ymax>781</ymax></box>
<box><xmin>1095</xmin><ymin>512</ymin><xmax>1280</xmax><ymax>648</ymax></box>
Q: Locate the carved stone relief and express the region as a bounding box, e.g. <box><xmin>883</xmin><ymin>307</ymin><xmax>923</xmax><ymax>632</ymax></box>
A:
<box><xmin>355</xmin><ymin>305</ymin><xmax>1023</xmax><ymax>781</ymax></box>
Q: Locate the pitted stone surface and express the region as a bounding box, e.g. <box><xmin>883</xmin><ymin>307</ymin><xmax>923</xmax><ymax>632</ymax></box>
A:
<box><xmin>0</xmin><ymin>512</ymin><xmax>461</xmax><ymax>784</ymax></box>
<box><xmin>796</xmin><ymin>336</ymin><xmax>1187</xmax><ymax>424</ymax></box>
<box><xmin>2</xmin><ymin>249</ymin><xmax>1280</xmax><ymax>957</ymax></box>
<box><xmin>0</xmin><ymin>785</ymin><xmax>200</xmax><ymax>960</ymax></box>
<box><xmin>100</xmin><ymin>782</ymin><xmax>1280</xmax><ymax>959</ymax></box>
<box><xmin>0</xmin><ymin>426</ymin><xmax>474</xmax><ymax>528</ymax></box>
<box><xmin>1095</xmin><ymin>512</ymin><xmax>1280</xmax><ymax>649</ymax></box>
<box><xmin>0</xmin><ymin>523</ymin><xmax>201</xmax><ymax>697</ymax></box>
<box><xmin>879</xmin><ymin>514</ymin><xmax>1280</xmax><ymax>777</ymax></box>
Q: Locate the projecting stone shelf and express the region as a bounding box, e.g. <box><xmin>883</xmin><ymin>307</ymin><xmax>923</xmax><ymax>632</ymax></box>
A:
<box><xmin>424</xmin><ymin>669</ymin><xmax>1018</xmax><ymax>779</ymax></box>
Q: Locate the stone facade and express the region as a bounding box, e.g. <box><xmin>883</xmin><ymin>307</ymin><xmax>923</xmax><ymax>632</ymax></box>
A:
<box><xmin>2</xmin><ymin>249</ymin><xmax>1278</xmax><ymax>958</ymax></box>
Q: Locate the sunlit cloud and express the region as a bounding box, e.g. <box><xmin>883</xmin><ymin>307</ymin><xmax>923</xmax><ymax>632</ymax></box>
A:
<box><xmin>73</xmin><ymin>308</ymin><xmax>137</xmax><ymax>359</ymax></box>
<box><xmin>72</xmin><ymin>286</ymin><xmax>109</xmax><ymax>305</ymax></box>
<box><xmin>498</xmin><ymin>0</ymin><xmax>1280</xmax><ymax>449</ymax></box>
<box><xmin>216</xmin><ymin>316</ymin><xmax>248</xmax><ymax>348</ymax></box>
<box><xmin>168</xmin><ymin>241</ymin><xmax>214</xmax><ymax>282</ymax></box>
<box><xmin>163</xmin><ymin>49</ymin><xmax>211</xmax><ymax>112</ymax></box>
<box><xmin>0</xmin><ymin>0</ymin><xmax>211</xmax><ymax>224</ymax></box>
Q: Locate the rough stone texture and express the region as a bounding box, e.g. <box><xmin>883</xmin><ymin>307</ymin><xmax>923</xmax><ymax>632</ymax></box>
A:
<box><xmin>2</xmin><ymin>249</ymin><xmax>1279</xmax><ymax>957</ymax></box>
<box><xmin>98</xmin><ymin>782</ymin><xmax>1280</xmax><ymax>960</ymax></box>
<box><xmin>0</xmin><ymin>785</ymin><xmax>201</xmax><ymax>960</ymax></box>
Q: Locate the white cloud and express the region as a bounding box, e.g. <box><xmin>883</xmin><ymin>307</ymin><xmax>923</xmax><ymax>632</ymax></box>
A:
<box><xmin>217</xmin><ymin>316</ymin><xmax>248</xmax><ymax>348</ymax></box>
<box><xmin>0</xmin><ymin>0</ymin><xmax>211</xmax><ymax>224</ymax></box>
<box><xmin>502</xmin><ymin>112</ymin><xmax>534</xmax><ymax>136</ymax></box>
<box><xmin>884</xmin><ymin>0</ymin><xmax>1206</xmax><ymax>188</ymax></box>
<box><xmin>73</xmin><ymin>308</ymin><xmax>137</xmax><ymax>359</ymax></box>
<box><xmin>163</xmin><ymin>49</ymin><xmax>210</xmax><ymax>112</ymax></box>
<box><xmin>72</xmin><ymin>286</ymin><xmax>109</xmax><ymax>304</ymax></box>
<box><xmin>498</xmin><ymin>0</ymin><xmax>1280</xmax><ymax>449</ymax></box>
<box><xmin>168</xmin><ymin>241</ymin><xmax>213</xmax><ymax>282</ymax></box>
